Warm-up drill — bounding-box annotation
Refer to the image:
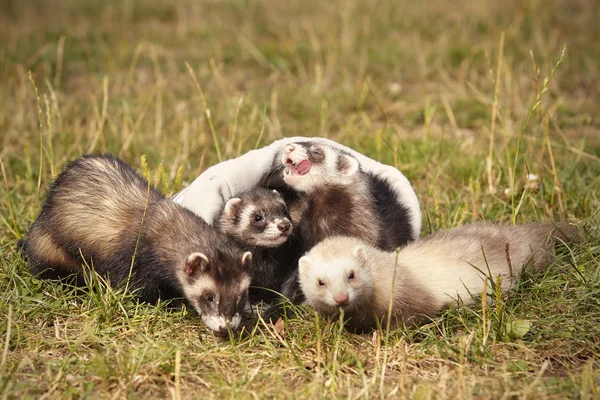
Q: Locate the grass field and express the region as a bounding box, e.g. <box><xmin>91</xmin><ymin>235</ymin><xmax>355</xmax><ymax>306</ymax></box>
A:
<box><xmin>1</xmin><ymin>0</ymin><xmax>599</xmax><ymax>398</ymax></box>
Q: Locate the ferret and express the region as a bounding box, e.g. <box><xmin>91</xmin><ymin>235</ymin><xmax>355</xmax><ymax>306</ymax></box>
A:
<box><xmin>19</xmin><ymin>154</ymin><xmax>253</xmax><ymax>335</ymax></box>
<box><xmin>214</xmin><ymin>188</ymin><xmax>299</xmax><ymax>302</ymax></box>
<box><xmin>280</xmin><ymin>141</ymin><xmax>414</xmax><ymax>251</ymax></box>
<box><xmin>298</xmin><ymin>222</ymin><xmax>578</xmax><ymax>331</ymax></box>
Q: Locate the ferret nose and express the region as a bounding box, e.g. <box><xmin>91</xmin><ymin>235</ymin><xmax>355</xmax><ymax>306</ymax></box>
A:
<box><xmin>277</xmin><ymin>220</ymin><xmax>291</xmax><ymax>232</ymax></box>
<box><xmin>216</xmin><ymin>326</ymin><xmax>230</xmax><ymax>336</ymax></box>
<box><xmin>217</xmin><ymin>318</ymin><xmax>232</xmax><ymax>335</ymax></box>
<box><xmin>284</xmin><ymin>144</ymin><xmax>295</xmax><ymax>154</ymax></box>
<box><xmin>333</xmin><ymin>292</ymin><xmax>349</xmax><ymax>305</ymax></box>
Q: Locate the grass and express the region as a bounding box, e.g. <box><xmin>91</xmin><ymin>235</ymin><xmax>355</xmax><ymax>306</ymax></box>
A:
<box><xmin>1</xmin><ymin>0</ymin><xmax>599</xmax><ymax>398</ymax></box>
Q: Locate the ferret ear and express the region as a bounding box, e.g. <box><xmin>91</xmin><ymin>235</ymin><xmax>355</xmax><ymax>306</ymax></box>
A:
<box><xmin>241</xmin><ymin>251</ymin><xmax>253</xmax><ymax>270</ymax></box>
<box><xmin>223</xmin><ymin>198</ymin><xmax>243</xmax><ymax>219</ymax></box>
<box><xmin>272</xmin><ymin>189</ymin><xmax>287</xmax><ymax>205</ymax></box>
<box><xmin>337</xmin><ymin>154</ymin><xmax>360</xmax><ymax>176</ymax></box>
<box><xmin>298</xmin><ymin>256</ymin><xmax>311</xmax><ymax>272</ymax></box>
<box><xmin>186</xmin><ymin>252</ymin><xmax>209</xmax><ymax>278</ymax></box>
<box><xmin>352</xmin><ymin>246</ymin><xmax>369</xmax><ymax>266</ymax></box>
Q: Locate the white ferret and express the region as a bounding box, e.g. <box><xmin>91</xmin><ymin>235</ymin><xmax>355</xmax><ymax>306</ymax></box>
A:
<box><xmin>298</xmin><ymin>222</ymin><xmax>577</xmax><ymax>331</ymax></box>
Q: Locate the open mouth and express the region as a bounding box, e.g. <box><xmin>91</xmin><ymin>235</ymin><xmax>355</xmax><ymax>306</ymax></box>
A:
<box><xmin>284</xmin><ymin>158</ymin><xmax>312</xmax><ymax>176</ymax></box>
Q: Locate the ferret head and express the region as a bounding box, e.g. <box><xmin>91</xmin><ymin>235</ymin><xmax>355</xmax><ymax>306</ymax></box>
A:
<box><xmin>281</xmin><ymin>142</ymin><xmax>360</xmax><ymax>193</ymax></box>
<box><xmin>178</xmin><ymin>248</ymin><xmax>253</xmax><ymax>336</ymax></box>
<box><xmin>298</xmin><ymin>237</ymin><xmax>374</xmax><ymax>316</ymax></box>
<box><xmin>217</xmin><ymin>188</ymin><xmax>293</xmax><ymax>248</ymax></box>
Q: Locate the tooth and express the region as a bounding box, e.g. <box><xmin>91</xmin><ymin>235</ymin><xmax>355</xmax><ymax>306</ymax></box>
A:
<box><xmin>284</xmin><ymin>167</ymin><xmax>290</xmax><ymax>175</ymax></box>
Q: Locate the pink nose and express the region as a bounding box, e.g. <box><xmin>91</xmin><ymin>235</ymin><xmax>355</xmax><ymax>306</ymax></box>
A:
<box><xmin>284</xmin><ymin>144</ymin><xmax>295</xmax><ymax>154</ymax></box>
<box><xmin>333</xmin><ymin>292</ymin><xmax>349</xmax><ymax>305</ymax></box>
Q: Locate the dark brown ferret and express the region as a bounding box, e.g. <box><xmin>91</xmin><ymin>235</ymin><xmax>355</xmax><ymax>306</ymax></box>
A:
<box><xmin>19</xmin><ymin>154</ymin><xmax>252</xmax><ymax>334</ymax></box>
<box><xmin>214</xmin><ymin>188</ymin><xmax>298</xmax><ymax>302</ymax></box>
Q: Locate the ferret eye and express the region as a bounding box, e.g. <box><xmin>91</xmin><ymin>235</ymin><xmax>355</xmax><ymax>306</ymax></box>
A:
<box><xmin>318</xmin><ymin>280</ymin><xmax>325</xmax><ymax>287</ymax></box>
<box><xmin>254</xmin><ymin>214</ymin><xmax>263</xmax><ymax>222</ymax></box>
<box><xmin>310</xmin><ymin>148</ymin><xmax>324</xmax><ymax>161</ymax></box>
<box><xmin>205</xmin><ymin>294</ymin><xmax>215</xmax><ymax>302</ymax></box>
<box><xmin>348</xmin><ymin>272</ymin><xmax>355</xmax><ymax>280</ymax></box>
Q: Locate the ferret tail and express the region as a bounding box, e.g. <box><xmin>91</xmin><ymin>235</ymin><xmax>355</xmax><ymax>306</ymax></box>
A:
<box><xmin>519</xmin><ymin>222</ymin><xmax>579</xmax><ymax>272</ymax></box>
<box><xmin>539</xmin><ymin>222</ymin><xmax>579</xmax><ymax>245</ymax></box>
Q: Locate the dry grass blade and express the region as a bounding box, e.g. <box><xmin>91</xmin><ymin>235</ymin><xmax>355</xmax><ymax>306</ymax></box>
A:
<box><xmin>486</xmin><ymin>31</ymin><xmax>504</xmax><ymax>195</ymax></box>
<box><xmin>0</xmin><ymin>305</ymin><xmax>11</xmax><ymax>372</ymax></box>
<box><xmin>0</xmin><ymin>158</ymin><xmax>20</xmax><ymax>238</ymax></box>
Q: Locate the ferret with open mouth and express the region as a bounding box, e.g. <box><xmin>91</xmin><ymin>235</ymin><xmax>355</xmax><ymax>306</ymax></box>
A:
<box><xmin>281</xmin><ymin>141</ymin><xmax>415</xmax><ymax>251</ymax></box>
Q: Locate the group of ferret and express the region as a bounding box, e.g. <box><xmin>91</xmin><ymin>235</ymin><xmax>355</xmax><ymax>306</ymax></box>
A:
<box><xmin>18</xmin><ymin>141</ymin><xmax>578</xmax><ymax>335</ymax></box>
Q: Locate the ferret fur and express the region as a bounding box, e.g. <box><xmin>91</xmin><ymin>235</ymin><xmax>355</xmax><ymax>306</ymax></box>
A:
<box><xmin>281</xmin><ymin>141</ymin><xmax>414</xmax><ymax>251</ymax></box>
<box><xmin>214</xmin><ymin>188</ymin><xmax>297</xmax><ymax>302</ymax></box>
<box><xmin>20</xmin><ymin>154</ymin><xmax>253</xmax><ymax>334</ymax></box>
<box><xmin>298</xmin><ymin>222</ymin><xmax>578</xmax><ymax>331</ymax></box>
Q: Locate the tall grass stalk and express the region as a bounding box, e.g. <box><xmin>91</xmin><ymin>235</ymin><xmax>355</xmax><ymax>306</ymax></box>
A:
<box><xmin>511</xmin><ymin>45</ymin><xmax>567</xmax><ymax>224</ymax></box>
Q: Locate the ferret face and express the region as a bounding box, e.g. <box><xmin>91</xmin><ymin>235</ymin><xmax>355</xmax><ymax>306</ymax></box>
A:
<box><xmin>180</xmin><ymin>250</ymin><xmax>253</xmax><ymax>336</ymax></box>
<box><xmin>218</xmin><ymin>189</ymin><xmax>293</xmax><ymax>248</ymax></box>
<box><xmin>280</xmin><ymin>142</ymin><xmax>360</xmax><ymax>193</ymax></box>
<box><xmin>298</xmin><ymin>254</ymin><xmax>372</xmax><ymax>316</ymax></box>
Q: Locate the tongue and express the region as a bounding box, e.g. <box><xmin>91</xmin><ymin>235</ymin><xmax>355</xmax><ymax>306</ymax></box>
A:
<box><xmin>296</xmin><ymin>159</ymin><xmax>312</xmax><ymax>175</ymax></box>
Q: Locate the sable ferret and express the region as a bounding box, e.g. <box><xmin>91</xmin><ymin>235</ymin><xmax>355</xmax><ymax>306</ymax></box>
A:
<box><xmin>298</xmin><ymin>222</ymin><xmax>578</xmax><ymax>331</ymax></box>
<box><xmin>19</xmin><ymin>154</ymin><xmax>253</xmax><ymax>334</ymax></box>
<box><xmin>281</xmin><ymin>141</ymin><xmax>415</xmax><ymax>251</ymax></box>
<box><xmin>214</xmin><ymin>188</ymin><xmax>298</xmax><ymax>302</ymax></box>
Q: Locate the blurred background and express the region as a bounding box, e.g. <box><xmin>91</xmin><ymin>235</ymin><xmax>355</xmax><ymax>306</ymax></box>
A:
<box><xmin>0</xmin><ymin>0</ymin><xmax>599</xmax><ymax>212</ymax></box>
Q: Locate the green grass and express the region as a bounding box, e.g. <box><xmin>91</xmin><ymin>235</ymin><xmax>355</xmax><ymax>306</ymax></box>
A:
<box><xmin>1</xmin><ymin>0</ymin><xmax>599</xmax><ymax>398</ymax></box>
